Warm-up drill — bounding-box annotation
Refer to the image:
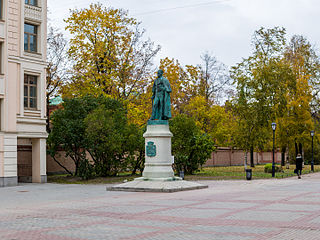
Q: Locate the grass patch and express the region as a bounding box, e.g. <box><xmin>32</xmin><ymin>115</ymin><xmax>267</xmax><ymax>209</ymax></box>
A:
<box><xmin>48</xmin><ymin>165</ymin><xmax>320</xmax><ymax>184</ymax></box>
<box><xmin>185</xmin><ymin>164</ymin><xmax>320</xmax><ymax>181</ymax></box>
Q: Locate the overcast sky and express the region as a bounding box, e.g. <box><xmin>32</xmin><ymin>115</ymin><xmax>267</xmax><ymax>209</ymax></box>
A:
<box><xmin>48</xmin><ymin>0</ymin><xmax>320</xmax><ymax>68</ymax></box>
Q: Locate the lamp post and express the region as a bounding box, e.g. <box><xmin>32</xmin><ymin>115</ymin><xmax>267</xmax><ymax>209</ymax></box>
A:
<box><xmin>311</xmin><ymin>130</ymin><xmax>315</xmax><ymax>172</ymax></box>
<box><xmin>271</xmin><ymin>122</ymin><xmax>277</xmax><ymax>177</ymax></box>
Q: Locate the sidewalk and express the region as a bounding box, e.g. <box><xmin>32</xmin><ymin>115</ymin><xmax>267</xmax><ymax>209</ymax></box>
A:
<box><xmin>1</xmin><ymin>173</ymin><xmax>320</xmax><ymax>239</ymax></box>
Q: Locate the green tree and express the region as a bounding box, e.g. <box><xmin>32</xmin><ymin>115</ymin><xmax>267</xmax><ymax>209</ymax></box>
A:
<box><xmin>232</xmin><ymin>27</ymin><xmax>317</xmax><ymax>166</ymax></box>
<box><xmin>231</xmin><ymin>27</ymin><xmax>288</xmax><ymax>166</ymax></box>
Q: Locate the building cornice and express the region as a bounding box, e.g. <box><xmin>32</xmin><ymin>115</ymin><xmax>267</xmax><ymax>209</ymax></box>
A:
<box><xmin>1</xmin><ymin>131</ymin><xmax>48</xmax><ymax>139</ymax></box>
<box><xmin>8</xmin><ymin>56</ymin><xmax>47</xmax><ymax>66</ymax></box>
<box><xmin>17</xmin><ymin>116</ymin><xmax>47</xmax><ymax>125</ymax></box>
<box><xmin>17</xmin><ymin>132</ymin><xmax>48</xmax><ymax>139</ymax></box>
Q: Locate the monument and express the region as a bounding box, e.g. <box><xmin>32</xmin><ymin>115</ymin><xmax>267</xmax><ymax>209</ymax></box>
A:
<box><xmin>108</xmin><ymin>70</ymin><xmax>207</xmax><ymax>192</ymax></box>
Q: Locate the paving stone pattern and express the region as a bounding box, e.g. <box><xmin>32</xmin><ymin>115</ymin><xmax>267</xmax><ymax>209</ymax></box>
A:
<box><xmin>2</xmin><ymin>173</ymin><xmax>320</xmax><ymax>239</ymax></box>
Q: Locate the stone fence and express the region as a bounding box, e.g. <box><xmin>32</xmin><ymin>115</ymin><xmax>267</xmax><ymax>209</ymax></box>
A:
<box><xmin>204</xmin><ymin>147</ymin><xmax>282</xmax><ymax>167</ymax></box>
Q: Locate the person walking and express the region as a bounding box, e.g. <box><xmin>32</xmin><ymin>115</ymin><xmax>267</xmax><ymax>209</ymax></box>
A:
<box><xmin>296</xmin><ymin>154</ymin><xmax>303</xmax><ymax>179</ymax></box>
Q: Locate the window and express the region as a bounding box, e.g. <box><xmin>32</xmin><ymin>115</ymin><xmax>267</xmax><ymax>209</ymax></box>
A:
<box><xmin>0</xmin><ymin>99</ymin><xmax>2</xmax><ymax>131</ymax></box>
<box><xmin>0</xmin><ymin>42</ymin><xmax>2</xmax><ymax>74</ymax></box>
<box><xmin>25</xmin><ymin>0</ymin><xmax>37</xmax><ymax>6</ymax></box>
<box><xmin>0</xmin><ymin>0</ymin><xmax>3</xmax><ymax>19</ymax></box>
<box><xmin>24</xmin><ymin>75</ymin><xmax>37</xmax><ymax>109</ymax></box>
<box><xmin>24</xmin><ymin>23</ymin><xmax>37</xmax><ymax>52</ymax></box>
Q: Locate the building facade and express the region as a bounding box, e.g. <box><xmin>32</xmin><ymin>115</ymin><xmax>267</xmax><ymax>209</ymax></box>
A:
<box><xmin>0</xmin><ymin>0</ymin><xmax>47</xmax><ymax>186</ymax></box>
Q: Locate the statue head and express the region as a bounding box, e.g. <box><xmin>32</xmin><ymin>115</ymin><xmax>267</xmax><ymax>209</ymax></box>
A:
<box><xmin>157</xmin><ymin>69</ymin><xmax>164</xmax><ymax>78</ymax></box>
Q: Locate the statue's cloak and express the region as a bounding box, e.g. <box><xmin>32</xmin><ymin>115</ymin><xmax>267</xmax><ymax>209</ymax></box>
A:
<box><xmin>151</xmin><ymin>77</ymin><xmax>172</xmax><ymax>120</ymax></box>
<box><xmin>162</xmin><ymin>77</ymin><xmax>172</xmax><ymax>119</ymax></box>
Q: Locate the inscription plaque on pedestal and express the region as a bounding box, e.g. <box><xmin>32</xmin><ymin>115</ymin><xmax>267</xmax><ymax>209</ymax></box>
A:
<box><xmin>146</xmin><ymin>141</ymin><xmax>156</xmax><ymax>157</ymax></box>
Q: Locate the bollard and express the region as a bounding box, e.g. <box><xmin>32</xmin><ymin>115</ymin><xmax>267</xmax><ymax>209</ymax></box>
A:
<box><xmin>179</xmin><ymin>170</ymin><xmax>184</xmax><ymax>180</ymax></box>
<box><xmin>286</xmin><ymin>162</ymin><xmax>290</xmax><ymax>169</ymax></box>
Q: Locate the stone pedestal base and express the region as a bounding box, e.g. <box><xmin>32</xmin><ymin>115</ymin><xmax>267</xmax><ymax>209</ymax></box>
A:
<box><xmin>107</xmin><ymin>179</ymin><xmax>208</xmax><ymax>193</ymax></box>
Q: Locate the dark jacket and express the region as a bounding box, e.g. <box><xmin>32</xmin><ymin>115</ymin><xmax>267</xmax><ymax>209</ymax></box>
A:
<box><xmin>296</xmin><ymin>156</ymin><xmax>303</xmax><ymax>170</ymax></box>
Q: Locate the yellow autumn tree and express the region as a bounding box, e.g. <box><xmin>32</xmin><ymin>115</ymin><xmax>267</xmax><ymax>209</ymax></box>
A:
<box><xmin>126</xmin><ymin>91</ymin><xmax>152</xmax><ymax>126</ymax></box>
<box><xmin>280</xmin><ymin>35</ymin><xmax>315</xmax><ymax>157</ymax></box>
<box><xmin>62</xmin><ymin>3</ymin><xmax>160</xmax><ymax>101</ymax></box>
<box><xmin>183</xmin><ymin>95</ymin><xmax>235</xmax><ymax>146</ymax></box>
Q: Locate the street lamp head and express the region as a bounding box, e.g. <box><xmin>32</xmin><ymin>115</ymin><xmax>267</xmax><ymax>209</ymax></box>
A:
<box><xmin>311</xmin><ymin>130</ymin><xmax>315</xmax><ymax>137</ymax></box>
<box><xmin>271</xmin><ymin>122</ymin><xmax>276</xmax><ymax>131</ymax></box>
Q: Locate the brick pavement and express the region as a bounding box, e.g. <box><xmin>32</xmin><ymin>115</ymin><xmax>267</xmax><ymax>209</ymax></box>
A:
<box><xmin>1</xmin><ymin>173</ymin><xmax>320</xmax><ymax>239</ymax></box>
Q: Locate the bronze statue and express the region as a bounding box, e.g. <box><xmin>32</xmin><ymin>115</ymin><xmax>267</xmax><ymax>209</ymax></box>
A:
<box><xmin>150</xmin><ymin>70</ymin><xmax>172</xmax><ymax>121</ymax></box>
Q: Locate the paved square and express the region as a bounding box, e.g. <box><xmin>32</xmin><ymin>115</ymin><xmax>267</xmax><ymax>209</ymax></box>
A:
<box><xmin>1</xmin><ymin>173</ymin><xmax>320</xmax><ymax>239</ymax></box>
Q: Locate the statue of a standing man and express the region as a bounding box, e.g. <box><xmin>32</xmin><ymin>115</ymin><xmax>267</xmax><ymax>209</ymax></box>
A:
<box><xmin>150</xmin><ymin>70</ymin><xmax>172</xmax><ymax>120</ymax></box>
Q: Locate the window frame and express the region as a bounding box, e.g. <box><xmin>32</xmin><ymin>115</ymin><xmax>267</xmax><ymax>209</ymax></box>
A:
<box><xmin>24</xmin><ymin>23</ymin><xmax>38</xmax><ymax>53</ymax></box>
<box><xmin>24</xmin><ymin>74</ymin><xmax>38</xmax><ymax>110</ymax></box>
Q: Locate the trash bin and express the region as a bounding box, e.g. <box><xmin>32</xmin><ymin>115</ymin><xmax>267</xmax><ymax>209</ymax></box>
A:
<box><xmin>245</xmin><ymin>169</ymin><xmax>252</xmax><ymax>180</ymax></box>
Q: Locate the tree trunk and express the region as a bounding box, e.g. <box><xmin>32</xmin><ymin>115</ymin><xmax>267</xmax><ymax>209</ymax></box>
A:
<box><xmin>74</xmin><ymin>157</ymin><xmax>80</xmax><ymax>177</ymax></box>
<box><xmin>295</xmin><ymin>141</ymin><xmax>303</xmax><ymax>157</ymax></box>
<box><xmin>299</xmin><ymin>143</ymin><xmax>303</xmax><ymax>155</ymax></box>
<box><xmin>52</xmin><ymin>156</ymin><xmax>73</xmax><ymax>175</ymax></box>
<box><xmin>250</xmin><ymin>146</ymin><xmax>254</xmax><ymax>167</ymax></box>
<box><xmin>281</xmin><ymin>146</ymin><xmax>286</xmax><ymax>166</ymax></box>
<box><xmin>131</xmin><ymin>150</ymin><xmax>144</xmax><ymax>175</ymax></box>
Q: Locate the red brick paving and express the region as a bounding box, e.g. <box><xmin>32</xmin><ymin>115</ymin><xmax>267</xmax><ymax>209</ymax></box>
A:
<box><xmin>1</xmin><ymin>173</ymin><xmax>320</xmax><ymax>239</ymax></box>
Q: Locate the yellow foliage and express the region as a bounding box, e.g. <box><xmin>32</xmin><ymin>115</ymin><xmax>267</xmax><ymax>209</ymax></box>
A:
<box><xmin>184</xmin><ymin>95</ymin><xmax>235</xmax><ymax>146</ymax></box>
<box><xmin>62</xmin><ymin>3</ymin><xmax>159</xmax><ymax>102</ymax></box>
<box><xmin>276</xmin><ymin>45</ymin><xmax>314</xmax><ymax>154</ymax></box>
<box><xmin>126</xmin><ymin>91</ymin><xmax>152</xmax><ymax>126</ymax></box>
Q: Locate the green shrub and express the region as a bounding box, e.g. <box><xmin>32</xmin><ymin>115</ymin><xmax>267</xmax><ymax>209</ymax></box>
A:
<box><xmin>264</xmin><ymin>163</ymin><xmax>281</xmax><ymax>173</ymax></box>
<box><xmin>85</xmin><ymin>100</ymin><xmax>144</xmax><ymax>177</ymax></box>
<box><xmin>47</xmin><ymin>96</ymin><xmax>100</xmax><ymax>176</ymax></box>
<box><xmin>78</xmin><ymin>159</ymin><xmax>95</xmax><ymax>180</ymax></box>
<box><xmin>170</xmin><ymin>114</ymin><xmax>215</xmax><ymax>174</ymax></box>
